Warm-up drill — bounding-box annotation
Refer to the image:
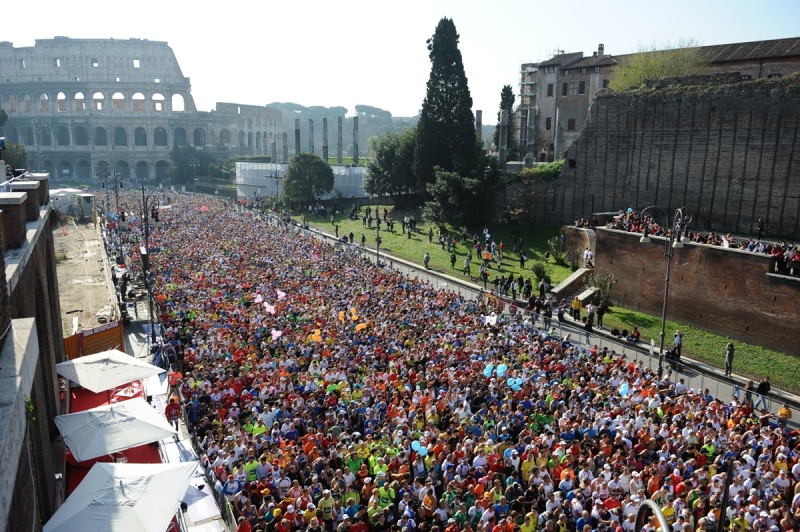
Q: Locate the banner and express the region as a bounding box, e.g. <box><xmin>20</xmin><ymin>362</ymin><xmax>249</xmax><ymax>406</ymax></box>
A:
<box><xmin>63</xmin><ymin>320</ymin><xmax>126</xmax><ymax>359</ymax></box>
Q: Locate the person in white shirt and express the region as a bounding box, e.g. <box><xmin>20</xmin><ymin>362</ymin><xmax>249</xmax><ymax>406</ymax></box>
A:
<box><xmin>622</xmin><ymin>513</ymin><xmax>637</xmax><ymax>532</ymax></box>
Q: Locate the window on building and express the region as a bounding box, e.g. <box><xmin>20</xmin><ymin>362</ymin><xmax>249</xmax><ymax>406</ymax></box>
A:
<box><xmin>562</xmin><ymin>83</ymin><xmax>568</xmax><ymax>96</ymax></box>
<box><xmin>55</xmin><ymin>58</ymin><xmax>61</xmax><ymax>67</ymax></box>
<box><xmin>154</xmin><ymin>78</ymin><xmax>160</xmax><ymax>83</ymax></box>
<box><xmin>547</xmin><ymin>83</ymin><xmax>554</xmax><ymax>97</ymax></box>
<box><xmin>75</xmin><ymin>76</ymin><xmax>80</xmax><ymax>81</ymax></box>
<box><xmin>563</xmin><ymin>70</ymin><xmax>569</xmax><ymax>76</ymax></box>
<box><xmin>579</xmin><ymin>81</ymin><xmax>586</xmax><ymax>95</ymax></box>
<box><xmin>20</xmin><ymin>60</ymin><xmax>25</xmax><ymax>69</ymax></box>
<box><xmin>115</xmin><ymin>77</ymin><xmax>120</xmax><ymax>82</ymax></box>
<box><xmin>567</xmin><ymin>119</ymin><xmax>576</xmax><ymax>131</ymax></box>
<box><xmin>767</xmin><ymin>73</ymin><xmax>782</xmax><ymax>78</ymax></box>
<box><xmin>545</xmin><ymin>117</ymin><xmax>552</xmax><ymax>131</ymax></box>
<box><xmin>603</xmin><ymin>79</ymin><xmax>610</xmax><ymax>88</ymax></box>
<box><xmin>133</xmin><ymin>59</ymin><xmax>140</xmax><ymax>68</ymax></box>
<box><xmin>741</xmin><ymin>75</ymin><xmax>752</xmax><ymax>80</ymax></box>
<box><xmin>580</xmin><ymin>68</ymin><xmax>586</xmax><ymax>74</ymax></box>
<box><xmin>594</xmin><ymin>66</ymin><xmax>600</xmax><ymax>73</ymax></box>
<box><xmin>92</xmin><ymin>58</ymin><xmax>99</xmax><ymax>67</ymax></box>
<box><xmin>568</xmin><ymin>82</ymin><xmax>578</xmax><ymax>96</ymax></box>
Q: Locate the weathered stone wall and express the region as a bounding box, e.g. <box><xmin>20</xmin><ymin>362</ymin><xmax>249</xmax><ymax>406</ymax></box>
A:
<box><xmin>2</xmin><ymin>208</ymin><xmax>66</xmax><ymax>528</ymax></box>
<box><xmin>552</xmin><ymin>76</ymin><xmax>800</xmax><ymax>238</ymax></box>
<box><xmin>0</xmin><ymin>38</ymin><xmax>283</xmax><ymax>180</ymax></box>
<box><xmin>594</xmin><ymin>228</ymin><xmax>800</xmax><ymax>355</ymax></box>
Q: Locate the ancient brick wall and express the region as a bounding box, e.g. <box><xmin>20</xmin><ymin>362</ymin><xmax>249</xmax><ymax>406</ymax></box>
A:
<box><xmin>553</xmin><ymin>76</ymin><xmax>800</xmax><ymax>239</ymax></box>
<box><xmin>594</xmin><ymin>228</ymin><xmax>800</xmax><ymax>355</ymax></box>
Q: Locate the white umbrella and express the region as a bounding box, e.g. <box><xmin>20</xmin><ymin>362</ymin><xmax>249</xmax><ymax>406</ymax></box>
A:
<box><xmin>56</xmin><ymin>349</ymin><xmax>164</xmax><ymax>393</ymax></box>
<box><xmin>55</xmin><ymin>398</ymin><xmax>176</xmax><ymax>462</ymax></box>
<box><xmin>44</xmin><ymin>461</ymin><xmax>198</xmax><ymax>532</ymax></box>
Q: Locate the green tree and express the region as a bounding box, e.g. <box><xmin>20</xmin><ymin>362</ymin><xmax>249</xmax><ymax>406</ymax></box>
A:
<box><xmin>168</xmin><ymin>145</ymin><xmax>215</xmax><ymax>184</ymax></box>
<box><xmin>208</xmin><ymin>159</ymin><xmax>236</xmax><ymax>180</ymax></box>
<box><xmin>0</xmin><ymin>109</ymin><xmax>7</xmax><ymax>129</ymax></box>
<box><xmin>492</xmin><ymin>85</ymin><xmax>520</xmax><ymax>159</ymax></box>
<box><xmin>547</xmin><ymin>236</ymin><xmax>567</xmax><ymax>266</ymax></box>
<box><xmin>364</xmin><ymin>127</ymin><xmax>417</xmax><ymax>207</ymax></box>
<box><xmin>422</xmin><ymin>162</ymin><xmax>499</xmax><ymax>226</ymax></box>
<box><xmin>414</xmin><ymin>18</ymin><xmax>479</xmax><ymax>196</ymax></box>
<box><xmin>2</xmin><ymin>142</ymin><xmax>27</xmax><ymax>170</ymax></box>
<box><xmin>585</xmin><ymin>273</ymin><xmax>619</xmax><ymax>306</ymax></box>
<box><xmin>608</xmin><ymin>39</ymin><xmax>708</xmax><ymax>90</ymax></box>
<box><xmin>282</xmin><ymin>153</ymin><xmax>334</xmax><ymax>205</ymax></box>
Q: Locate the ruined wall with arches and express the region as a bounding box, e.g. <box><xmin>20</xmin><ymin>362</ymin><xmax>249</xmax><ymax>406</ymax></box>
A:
<box><xmin>0</xmin><ymin>37</ymin><xmax>282</xmax><ymax>181</ymax></box>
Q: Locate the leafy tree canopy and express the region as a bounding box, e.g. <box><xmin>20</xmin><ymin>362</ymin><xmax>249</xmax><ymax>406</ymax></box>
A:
<box><xmin>356</xmin><ymin>105</ymin><xmax>392</xmax><ymax>127</ymax></box>
<box><xmin>282</xmin><ymin>153</ymin><xmax>334</xmax><ymax>205</ymax></box>
<box><xmin>364</xmin><ymin>127</ymin><xmax>417</xmax><ymax>207</ymax></box>
<box><xmin>494</xmin><ymin>85</ymin><xmax>520</xmax><ymax>160</ymax></box>
<box><xmin>2</xmin><ymin>142</ymin><xmax>27</xmax><ymax>170</ymax></box>
<box><xmin>609</xmin><ymin>39</ymin><xmax>708</xmax><ymax>90</ymax></box>
<box><xmin>168</xmin><ymin>145</ymin><xmax>216</xmax><ymax>184</ymax></box>
<box><xmin>414</xmin><ymin>17</ymin><xmax>478</xmax><ymax>194</ymax></box>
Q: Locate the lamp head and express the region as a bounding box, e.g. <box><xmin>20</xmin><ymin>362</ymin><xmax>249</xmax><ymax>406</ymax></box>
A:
<box><xmin>639</xmin><ymin>235</ymin><xmax>650</xmax><ymax>244</ymax></box>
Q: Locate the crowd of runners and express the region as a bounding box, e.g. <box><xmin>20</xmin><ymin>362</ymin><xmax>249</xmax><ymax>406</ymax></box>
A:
<box><xmin>112</xmin><ymin>194</ymin><xmax>799</xmax><ymax>532</ymax></box>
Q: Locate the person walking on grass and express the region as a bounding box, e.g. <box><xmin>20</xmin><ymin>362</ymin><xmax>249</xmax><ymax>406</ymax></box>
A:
<box><xmin>424</xmin><ymin>253</ymin><xmax>430</xmax><ymax>270</ymax></box>
<box><xmin>450</xmin><ymin>252</ymin><xmax>457</xmax><ymax>269</ymax></box>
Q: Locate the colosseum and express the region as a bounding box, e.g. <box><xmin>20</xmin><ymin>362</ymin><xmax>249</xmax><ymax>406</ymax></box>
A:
<box><xmin>0</xmin><ymin>37</ymin><xmax>282</xmax><ymax>181</ymax></box>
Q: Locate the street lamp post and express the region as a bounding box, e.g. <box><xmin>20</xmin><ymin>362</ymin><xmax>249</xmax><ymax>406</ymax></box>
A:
<box><xmin>122</xmin><ymin>176</ymin><xmax>161</xmax><ymax>347</ymax></box>
<box><xmin>374</xmin><ymin>178</ymin><xmax>391</xmax><ymax>267</ymax></box>
<box><xmin>638</xmin><ymin>206</ymin><xmax>691</xmax><ymax>377</ymax></box>
<box><xmin>270</xmin><ymin>171</ymin><xmax>283</xmax><ymax>210</ymax></box>
<box><xmin>189</xmin><ymin>157</ymin><xmax>200</xmax><ymax>187</ymax></box>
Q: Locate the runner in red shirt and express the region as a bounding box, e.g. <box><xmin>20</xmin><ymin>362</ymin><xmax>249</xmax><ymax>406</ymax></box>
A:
<box><xmin>165</xmin><ymin>398</ymin><xmax>181</xmax><ymax>431</ymax></box>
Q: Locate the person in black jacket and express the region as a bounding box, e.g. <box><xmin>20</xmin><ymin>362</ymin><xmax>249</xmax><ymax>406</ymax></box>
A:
<box><xmin>754</xmin><ymin>377</ymin><xmax>771</xmax><ymax>411</ymax></box>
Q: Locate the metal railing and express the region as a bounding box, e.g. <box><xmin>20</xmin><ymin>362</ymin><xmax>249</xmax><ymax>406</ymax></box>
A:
<box><xmin>226</xmin><ymin>203</ymin><xmax>798</xmax><ymax>425</ymax></box>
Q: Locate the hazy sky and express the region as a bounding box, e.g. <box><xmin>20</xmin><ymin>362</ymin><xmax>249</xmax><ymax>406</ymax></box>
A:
<box><xmin>4</xmin><ymin>0</ymin><xmax>799</xmax><ymax>118</ymax></box>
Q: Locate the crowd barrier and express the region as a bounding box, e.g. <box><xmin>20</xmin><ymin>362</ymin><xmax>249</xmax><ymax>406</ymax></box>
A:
<box><xmin>237</xmin><ymin>204</ymin><xmax>786</xmax><ymax>417</ymax></box>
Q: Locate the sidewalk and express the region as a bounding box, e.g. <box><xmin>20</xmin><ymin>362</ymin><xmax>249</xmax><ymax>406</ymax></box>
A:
<box><xmin>276</xmin><ymin>211</ymin><xmax>800</xmax><ymax>423</ymax></box>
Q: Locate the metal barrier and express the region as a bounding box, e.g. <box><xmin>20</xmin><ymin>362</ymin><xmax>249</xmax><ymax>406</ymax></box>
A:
<box><xmin>236</xmin><ymin>205</ymin><xmax>790</xmax><ymax>418</ymax></box>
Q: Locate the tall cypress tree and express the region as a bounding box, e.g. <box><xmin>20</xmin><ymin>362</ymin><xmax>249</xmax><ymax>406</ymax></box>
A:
<box><xmin>493</xmin><ymin>85</ymin><xmax>515</xmax><ymax>147</ymax></box>
<box><xmin>414</xmin><ymin>18</ymin><xmax>478</xmax><ymax>197</ymax></box>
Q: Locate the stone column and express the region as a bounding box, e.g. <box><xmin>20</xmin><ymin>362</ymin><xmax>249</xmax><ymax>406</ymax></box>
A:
<box><xmin>337</xmin><ymin>117</ymin><xmax>343</xmax><ymax>165</ymax></box>
<box><xmin>353</xmin><ymin>116</ymin><xmax>359</xmax><ymax>165</ymax></box>
<box><xmin>322</xmin><ymin>118</ymin><xmax>329</xmax><ymax>162</ymax></box>
<box><xmin>475</xmin><ymin>110</ymin><xmax>482</xmax><ymax>142</ymax></box>
<box><xmin>308</xmin><ymin>119</ymin><xmax>315</xmax><ymax>155</ymax></box>
<box><xmin>553</xmin><ymin>107</ymin><xmax>562</xmax><ymax>161</ymax></box>
<box><xmin>271</xmin><ymin>139</ymin><xmax>277</xmax><ymax>163</ymax></box>
<box><xmin>499</xmin><ymin>109</ymin><xmax>508</xmax><ymax>169</ymax></box>
<box><xmin>282</xmin><ymin>133</ymin><xmax>289</xmax><ymax>163</ymax></box>
<box><xmin>294</xmin><ymin>119</ymin><xmax>301</xmax><ymax>156</ymax></box>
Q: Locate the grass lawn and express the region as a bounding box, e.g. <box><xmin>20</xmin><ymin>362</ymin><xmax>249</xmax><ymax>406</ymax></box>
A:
<box><xmin>601</xmin><ymin>306</ymin><xmax>800</xmax><ymax>393</ymax></box>
<box><xmin>293</xmin><ymin>204</ymin><xmax>574</xmax><ymax>285</ymax></box>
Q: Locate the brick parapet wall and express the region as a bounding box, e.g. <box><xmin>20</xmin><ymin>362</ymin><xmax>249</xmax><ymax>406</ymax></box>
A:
<box><xmin>594</xmin><ymin>228</ymin><xmax>800</xmax><ymax>355</ymax></box>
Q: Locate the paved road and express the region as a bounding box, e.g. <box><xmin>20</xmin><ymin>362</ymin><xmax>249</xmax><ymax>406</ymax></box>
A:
<box><xmin>250</xmin><ymin>208</ymin><xmax>798</xmax><ymax>427</ymax></box>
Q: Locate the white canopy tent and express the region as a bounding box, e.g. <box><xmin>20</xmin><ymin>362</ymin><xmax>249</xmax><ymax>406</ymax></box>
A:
<box><xmin>55</xmin><ymin>398</ymin><xmax>177</xmax><ymax>462</ymax></box>
<box><xmin>56</xmin><ymin>349</ymin><xmax>164</xmax><ymax>393</ymax></box>
<box><xmin>44</xmin><ymin>461</ymin><xmax>198</xmax><ymax>532</ymax></box>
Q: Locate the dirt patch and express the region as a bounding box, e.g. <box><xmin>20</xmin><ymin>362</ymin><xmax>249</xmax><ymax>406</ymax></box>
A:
<box><xmin>54</xmin><ymin>221</ymin><xmax>117</xmax><ymax>336</ymax></box>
